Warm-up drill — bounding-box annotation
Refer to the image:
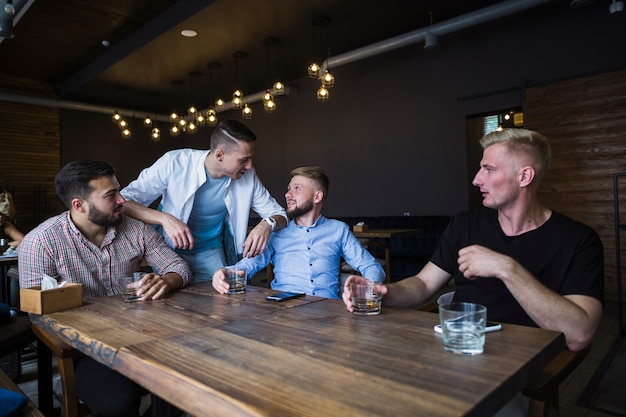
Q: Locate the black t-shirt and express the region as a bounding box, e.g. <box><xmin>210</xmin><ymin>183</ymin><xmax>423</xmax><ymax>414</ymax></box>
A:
<box><xmin>430</xmin><ymin>208</ymin><xmax>604</xmax><ymax>327</ymax></box>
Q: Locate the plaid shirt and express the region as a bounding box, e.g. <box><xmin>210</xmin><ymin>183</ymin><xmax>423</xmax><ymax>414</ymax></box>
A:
<box><xmin>18</xmin><ymin>211</ymin><xmax>191</xmax><ymax>299</ymax></box>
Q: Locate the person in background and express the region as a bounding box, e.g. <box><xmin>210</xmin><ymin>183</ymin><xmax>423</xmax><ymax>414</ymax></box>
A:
<box><xmin>342</xmin><ymin>128</ymin><xmax>603</xmax><ymax>416</ymax></box>
<box><xmin>121</xmin><ymin>119</ymin><xmax>287</xmax><ymax>282</ymax></box>
<box><xmin>0</xmin><ymin>215</ymin><xmax>24</xmax><ymax>250</ymax></box>
<box><xmin>19</xmin><ymin>160</ymin><xmax>191</xmax><ymax>417</ymax></box>
<box><xmin>0</xmin><ymin>190</ymin><xmax>24</xmax><ymax>250</ymax></box>
<box><xmin>213</xmin><ymin>166</ymin><xmax>385</xmax><ymax>298</ymax></box>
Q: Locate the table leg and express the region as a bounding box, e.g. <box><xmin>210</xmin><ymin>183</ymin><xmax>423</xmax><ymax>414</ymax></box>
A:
<box><xmin>1</xmin><ymin>265</ymin><xmax>8</xmax><ymax>304</ymax></box>
<box><xmin>36</xmin><ymin>338</ymin><xmax>54</xmax><ymax>416</ymax></box>
<box><xmin>150</xmin><ymin>394</ymin><xmax>184</xmax><ymax>417</ymax></box>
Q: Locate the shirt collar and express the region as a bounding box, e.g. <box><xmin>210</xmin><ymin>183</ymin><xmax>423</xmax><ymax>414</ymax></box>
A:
<box><xmin>290</xmin><ymin>214</ymin><xmax>326</xmax><ymax>229</ymax></box>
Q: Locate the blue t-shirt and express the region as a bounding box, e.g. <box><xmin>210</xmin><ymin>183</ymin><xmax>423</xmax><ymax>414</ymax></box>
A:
<box><xmin>180</xmin><ymin>171</ymin><xmax>229</xmax><ymax>254</ymax></box>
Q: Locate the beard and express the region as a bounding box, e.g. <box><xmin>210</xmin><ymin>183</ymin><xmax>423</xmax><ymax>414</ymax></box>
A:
<box><xmin>286</xmin><ymin>198</ymin><xmax>314</xmax><ymax>220</ymax></box>
<box><xmin>88</xmin><ymin>202</ymin><xmax>123</xmax><ymax>227</ymax></box>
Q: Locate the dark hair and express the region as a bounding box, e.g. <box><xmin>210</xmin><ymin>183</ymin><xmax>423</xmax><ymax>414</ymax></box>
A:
<box><xmin>290</xmin><ymin>166</ymin><xmax>330</xmax><ymax>201</ymax></box>
<box><xmin>56</xmin><ymin>161</ymin><xmax>116</xmax><ymax>208</ymax></box>
<box><xmin>210</xmin><ymin>119</ymin><xmax>257</xmax><ymax>152</ymax></box>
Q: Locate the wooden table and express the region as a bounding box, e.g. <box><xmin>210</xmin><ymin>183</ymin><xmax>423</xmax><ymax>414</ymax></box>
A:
<box><xmin>353</xmin><ymin>229</ymin><xmax>420</xmax><ymax>282</ymax></box>
<box><xmin>31</xmin><ymin>283</ymin><xmax>565</xmax><ymax>417</ymax></box>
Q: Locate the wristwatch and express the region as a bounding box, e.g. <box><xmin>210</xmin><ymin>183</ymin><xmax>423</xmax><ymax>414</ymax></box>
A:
<box><xmin>263</xmin><ymin>216</ymin><xmax>277</xmax><ymax>232</ymax></box>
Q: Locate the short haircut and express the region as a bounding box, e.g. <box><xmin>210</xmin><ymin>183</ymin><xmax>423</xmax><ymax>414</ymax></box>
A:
<box><xmin>290</xmin><ymin>166</ymin><xmax>330</xmax><ymax>201</ymax></box>
<box><xmin>56</xmin><ymin>160</ymin><xmax>117</xmax><ymax>208</ymax></box>
<box><xmin>210</xmin><ymin>119</ymin><xmax>257</xmax><ymax>153</ymax></box>
<box><xmin>479</xmin><ymin>128</ymin><xmax>552</xmax><ymax>181</ymax></box>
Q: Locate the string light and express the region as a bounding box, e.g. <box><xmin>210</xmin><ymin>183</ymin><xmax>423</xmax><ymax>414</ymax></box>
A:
<box><xmin>151</xmin><ymin>127</ymin><xmax>161</xmax><ymax>142</ymax></box>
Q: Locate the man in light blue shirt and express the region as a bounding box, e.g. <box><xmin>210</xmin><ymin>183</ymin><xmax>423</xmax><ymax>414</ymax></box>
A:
<box><xmin>212</xmin><ymin>166</ymin><xmax>385</xmax><ymax>298</ymax></box>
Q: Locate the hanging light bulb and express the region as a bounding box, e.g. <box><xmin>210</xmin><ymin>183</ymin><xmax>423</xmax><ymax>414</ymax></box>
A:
<box><xmin>151</xmin><ymin>127</ymin><xmax>161</xmax><ymax>142</ymax></box>
<box><xmin>232</xmin><ymin>51</ymin><xmax>248</xmax><ymax>110</ymax></box>
<box><xmin>317</xmin><ymin>86</ymin><xmax>329</xmax><ymax>101</ymax></box>
<box><xmin>262</xmin><ymin>89</ymin><xmax>276</xmax><ymax>113</ymax></box>
<box><xmin>215</xmin><ymin>98</ymin><xmax>225</xmax><ymax>108</ymax></box>
<box><xmin>112</xmin><ymin>111</ymin><xmax>121</xmax><ymax>123</ymax></box>
<box><xmin>195</xmin><ymin>113</ymin><xmax>206</xmax><ymax>127</ymax></box>
<box><xmin>121</xmin><ymin>128</ymin><xmax>131</xmax><ymax>139</ymax></box>
<box><xmin>170</xmin><ymin>125</ymin><xmax>180</xmax><ymax>137</ymax></box>
<box><xmin>187</xmin><ymin>105</ymin><xmax>197</xmax><ymax>116</ymax></box>
<box><xmin>177</xmin><ymin>118</ymin><xmax>187</xmax><ymax>129</ymax></box>
<box><xmin>264</xmin><ymin>98</ymin><xmax>276</xmax><ymax>113</ymax></box>
<box><xmin>242</xmin><ymin>104</ymin><xmax>253</xmax><ymax>119</ymax></box>
<box><xmin>232</xmin><ymin>89</ymin><xmax>243</xmax><ymax>109</ymax></box>
<box><xmin>187</xmin><ymin>120</ymin><xmax>198</xmax><ymax>134</ymax></box>
<box><xmin>308</xmin><ymin>63</ymin><xmax>320</xmax><ymax>78</ymax></box>
<box><xmin>4</xmin><ymin>0</ymin><xmax>16</xmax><ymax>15</ymax></box>
<box><xmin>273</xmin><ymin>81</ymin><xmax>285</xmax><ymax>96</ymax></box>
<box><xmin>118</xmin><ymin>119</ymin><xmax>128</xmax><ymax>129</ymax></box>
<box><xmin>143</xmin><ymin>116</ymin><xmax>152</xmax><ymax>127</ymax></box>
<box><xmin>207</xmin><ymin>108</ymin><xmax>218</xmax><ymax>127</ymax></box>
<box><xmin>321</xmin><ymin>70</ymin><xmax>335</xmax><ymax>88</ymax></box>
<box><xmin>169</xmin><ymin>80</ymin><xmax>183</xmax><ymax>123</ymax></box>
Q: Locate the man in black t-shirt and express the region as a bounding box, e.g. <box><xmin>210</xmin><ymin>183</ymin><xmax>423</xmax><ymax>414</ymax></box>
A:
<box><xmin>343</xmin><ymin>128</ymin><xmax>603</xmax><ymax>354</ymax></box>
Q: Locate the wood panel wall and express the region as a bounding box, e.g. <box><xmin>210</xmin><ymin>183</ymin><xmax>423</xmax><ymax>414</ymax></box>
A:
<box><xmin>0</xmin><ymin>75</ymin><xmax>62</xmax><ymax>235</ymax></box>
<box><xmin>525</xmin><ymin>69</ymin><xmax>626</xmax><ymax>302</ymax></box>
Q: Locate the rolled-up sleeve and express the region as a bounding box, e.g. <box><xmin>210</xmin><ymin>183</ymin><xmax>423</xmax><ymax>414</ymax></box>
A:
<box><xmin>142</xmin><ymin>222</ymin><xmax>192</xmax><ymax>286</ymax></box>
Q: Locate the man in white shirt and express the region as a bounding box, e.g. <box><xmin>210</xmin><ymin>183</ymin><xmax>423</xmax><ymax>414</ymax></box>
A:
<box><xmin>121</xmin><ymin>120</ymin><xmax>287</xmax><ymax>282</ymax></box>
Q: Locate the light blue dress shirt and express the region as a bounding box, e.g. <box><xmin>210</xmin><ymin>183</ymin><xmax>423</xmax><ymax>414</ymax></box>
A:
<box><xmin>235</xmin><ymin>215</ymin><xmax>385</xmax><ymax>298</ymax></box>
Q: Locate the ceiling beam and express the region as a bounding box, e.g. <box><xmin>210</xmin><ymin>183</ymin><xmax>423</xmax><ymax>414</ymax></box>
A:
<box><xmin>60</xmin><ymin>0</ymin><xmax>217</xmax><ymax>98</ymax></box>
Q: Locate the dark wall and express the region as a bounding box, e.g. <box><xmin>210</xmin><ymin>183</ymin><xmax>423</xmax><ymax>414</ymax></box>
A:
<box><xmin>61</xmin><ymin>4</ymin><xmax>626</xmax><ymax>217</ymax></box>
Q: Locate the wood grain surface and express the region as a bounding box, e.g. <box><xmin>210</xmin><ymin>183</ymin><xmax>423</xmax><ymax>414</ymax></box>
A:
<box><xmin>32</xmin><ymin>283</ymin><xmax>565</xmax><ymax>417</ymax></box>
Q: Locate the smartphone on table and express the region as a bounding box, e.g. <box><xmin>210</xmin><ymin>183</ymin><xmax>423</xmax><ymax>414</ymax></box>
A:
<box><xmin>266</xmin><ymin>292</ymin><xmax>305</xmax><ymax>302</ymax></box>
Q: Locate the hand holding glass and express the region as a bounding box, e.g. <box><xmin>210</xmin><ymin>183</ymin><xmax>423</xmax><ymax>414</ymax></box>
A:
<box><xmin>350</xmin><ymin>280</ymin><xmax>382</xmax><ymax>315</ymax></box>
<box><xmin>119</xmin><ymin>272</ymin><xmax>145</xmax><ymax>303</ymax></box>
<box><xmin>224</xmin><ymin>268</ymin><xmax>247</xmax><ymax>294</ymax></box>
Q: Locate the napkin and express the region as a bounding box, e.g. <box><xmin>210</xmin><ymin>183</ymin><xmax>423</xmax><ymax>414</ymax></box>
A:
<box><xmin>0</xmin><ymin>388</ymin><xmax>28</xmax><ymax>417</ymax></box>
<box><xmin>41</xmin><ymin>274</ymin><xmax>67</xmax><ymax>290</ymax></box>
<box><xmin>2</xmin><ymin>247</ymin><xmax>16</xmax><ymax>256</ymax></box>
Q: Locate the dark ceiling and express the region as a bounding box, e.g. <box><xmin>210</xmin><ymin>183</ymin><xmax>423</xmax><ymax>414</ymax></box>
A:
<box><xmin>0</xmin><ymin>0</ymin><xmax>589</xmax><ymax>116</ymax></box>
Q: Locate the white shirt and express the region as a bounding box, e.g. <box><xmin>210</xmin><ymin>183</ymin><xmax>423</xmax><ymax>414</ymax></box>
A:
<box><xmin>121</xmin><ymin>148</ymin><xmax>287</xmax><ymax>263</ymax></box>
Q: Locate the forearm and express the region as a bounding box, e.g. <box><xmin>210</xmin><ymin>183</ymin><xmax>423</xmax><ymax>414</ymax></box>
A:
<box><xmin>384</xmin><ymin>262</ymin><xmax>450</xmax><ymax>307</ymax></box>
<box><xmin>384</xmin><ymin>276</ymin><xmax>433</xmax><ymax>307</ymax></box>
<box><xmin>3</xmin><ymin>221</ymin><xmax>24</xmax><ymax>243</ymax></box>
<box><xmin>500</xmin><ymin>264</ymin><xmax>601</xmax><ymax>351</ymax></box>
<box><xmin>122</xmin><ymin>200</ymin><xmax>169</xmax><ymax>226</ymax></box>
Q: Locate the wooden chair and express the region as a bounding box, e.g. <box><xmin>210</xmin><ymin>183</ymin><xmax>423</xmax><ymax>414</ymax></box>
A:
<box><xmin>0</xmin><ymin>367</ymin><xmax>45</xmax><ymax>417</ymax></box>
<box><xmin>31</xmin><ymin>322</ymin><xmax>91</xmax><ymax>417</ymax></box>
<box><xmin>0</xmin><ymin>268</ymin><xmax>36</xmax><ymax>380</ymax></box>
<box><xmin>419</xmin><ymin>292</ymin><xmax>589</xmax><ymax>417</ymax></box>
